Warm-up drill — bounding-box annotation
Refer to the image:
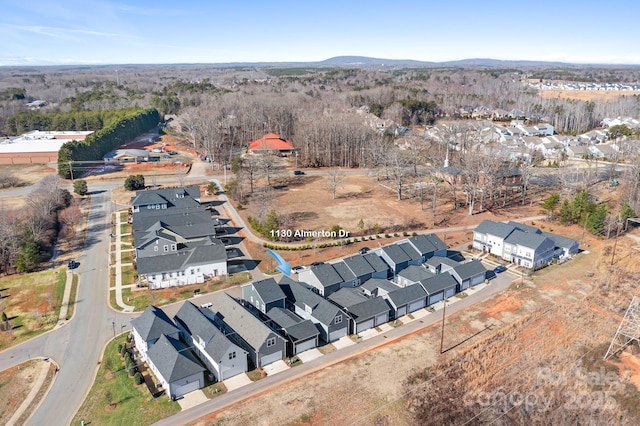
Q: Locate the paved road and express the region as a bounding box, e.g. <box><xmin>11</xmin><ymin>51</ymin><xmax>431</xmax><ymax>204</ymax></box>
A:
<box><xmin>0</xmin><ymin>188</ymin><xmax>133</xmax><ymax>425</ymax></box>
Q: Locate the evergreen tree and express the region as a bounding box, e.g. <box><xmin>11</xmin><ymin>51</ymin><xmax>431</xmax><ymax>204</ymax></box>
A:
<box><xmin>73</xmin><ymin>179</ymin><xmax>88</xmax><ymax>196</ymax></box>
<box><xmin>541</xmin><ymin>193</ymin><xmax>560</xmax><ymax>219</ymax></box>
<box><xmin>16</xmin><ymin>238</ymin><xmax>40</xmax><ymax>273</ymax></box>
<box><xmin>124</xmin><ymin>175</ymin><xmax>145</xmax><ymax>191</ymax></box>
<box><xmin>586</xmin><ymin>204</ymin><xmax>607</xmax><ymax>235</ymax></box>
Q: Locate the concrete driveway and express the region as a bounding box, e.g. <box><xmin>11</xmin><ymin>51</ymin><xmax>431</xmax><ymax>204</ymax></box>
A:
<box><xmin>263</xmin><ymin>359</ymin><xmax>289</xmax><ymax>376</ymax></box>
<box><xmin>178</xmin><ymin>390</ymin><xmax>208</xmax><ymax>410</ymax></box>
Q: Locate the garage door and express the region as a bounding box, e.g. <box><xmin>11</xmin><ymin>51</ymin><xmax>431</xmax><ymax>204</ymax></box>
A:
<box><xmin>429</xmin><ymin>291</ymin><xmax>444</xmax><ymax>305</ymax></box>
<box><xmin>408</xmin><ymin>299</ymin><xmax>425</xmax><ymax>313</ymax></box>
<box><xmin>295</xmin><ymin>338</ymin><xmax>317</xmax><ymax>354</ymax></box>
<box><xmin>174</xmin><ymin>380</ymin><xmax>200</xmax><ymax>398</ymax></box>
<box><xmin>375</xmin><ymin>313</ymin><xmax>388</xmax><ymax>326</ymax></box>
<box><xmin>396</xmin><ymin>306</ymin><xmax>407</xmax><ymax>318</ymax></box>
<box><xmin>460</xmin><ymin>280</ymin><xmax>470</xmax><ymax>290</ymax></box>
<box><xmin>328</xmin><ymin>327</ymin><xmax>347</xmax><ymax>342</ymax></box>
<box><xmin>356</xmin><ymin>318</ymin><xmax>375</xmax><ymax>333</ymax></box>
<box><xmin>260</xmin><ymin>351</ymin><xmax>282</xmax><ymax>367</ymax></box>
<box><xmin>445</xmin><ymin>287</ymin><xmax>456</xmax><ymax>298</ymax></box>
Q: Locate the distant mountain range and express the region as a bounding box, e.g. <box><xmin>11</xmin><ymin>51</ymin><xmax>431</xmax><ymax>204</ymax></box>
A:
<box><xmin>199</xmin><ymin>56</ymin><xmax>638</xmax><ymax>69</ymax></box>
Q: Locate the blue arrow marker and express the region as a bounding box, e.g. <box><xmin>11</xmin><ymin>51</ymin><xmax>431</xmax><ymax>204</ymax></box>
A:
<box><xmin>266</xmin><ymin>249</ymin><xmax>291</xmax><ymax>276</ymax></box>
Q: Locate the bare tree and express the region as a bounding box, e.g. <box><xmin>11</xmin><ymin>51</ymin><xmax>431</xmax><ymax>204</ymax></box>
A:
<box><xmin>326</xmin><ymin>169</ymin><xmax>346</xmax><ymax>200</ymax></box>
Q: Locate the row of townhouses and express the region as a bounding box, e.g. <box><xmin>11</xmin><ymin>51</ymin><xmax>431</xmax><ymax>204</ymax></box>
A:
<box><xmin>130</xmin><ymin>234</ymin><xmax>498</xmax><ymax>398</ymax></box>
<box><xmin>131</xmin><ymin>186</ymin><xmax>228</xmax><ymax>289</ymax></box>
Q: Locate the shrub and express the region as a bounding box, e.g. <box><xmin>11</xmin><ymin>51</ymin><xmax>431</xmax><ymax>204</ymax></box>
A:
<box><xmin>73</xmin><ymin>179</ymin><xmax>88</xmax><ymax>196</ymax></box>
<box><xmin>385</xmin><ymin>234</ymin><xmax>391</xmax><ymax>238</ymax></box>
<box><xmin>134</xmin><ymin>372</ymin><xmax>144</xmax><ymax>385</ymax></box>
<box><xmin>412</xmin><ymin>232</ymin><xmax>418</xmax><ymax>237</ymax></box>
<box><xmin>124</xmin><ymin>174</ymin><xmax>145</xmax><ymax>191</ymax></box>
<box><xmin>403</xmin><ymin>231</ymin><xmax>409</xmax><ymax>236</ymax></box>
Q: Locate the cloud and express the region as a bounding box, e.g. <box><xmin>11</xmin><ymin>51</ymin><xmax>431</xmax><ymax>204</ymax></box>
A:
<box><xmin>2</xmin><ymin>23</ymin><xmax>125</xmax><ymax>41</ymax></box>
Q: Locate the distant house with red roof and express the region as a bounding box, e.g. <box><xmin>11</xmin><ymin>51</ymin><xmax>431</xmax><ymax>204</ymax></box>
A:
<box><xmin>248</xmin><ymin>133</ymin><xmax>295</xmax><ymax>156</ymax></box>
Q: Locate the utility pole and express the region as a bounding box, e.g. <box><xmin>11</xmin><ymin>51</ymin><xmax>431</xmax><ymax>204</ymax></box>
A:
<box><xmin>439</xmin><ymin>299</ymin><xmax>447</xmax><ymax>354</ymax></box>
<box><xmin>611</xmin><ymin>222</ymin><xmax>622</xmax><ymax>265</ymax></box>
<box><xmin>68</xmin><ymin>161</ymin><xmax>74</xmax><ymax>181</ymax></box>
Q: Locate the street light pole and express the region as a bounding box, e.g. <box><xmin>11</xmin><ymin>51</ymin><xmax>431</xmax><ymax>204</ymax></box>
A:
<box><xmin>439</xmin><ymin>299</ymin><xmax>447</xmax><ymax>354</ymax></box>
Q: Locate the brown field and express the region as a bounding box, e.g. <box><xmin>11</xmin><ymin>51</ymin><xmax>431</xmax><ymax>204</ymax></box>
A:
<box><xmin>539</xmin><ymin>89</ymin><xmax>640</xmax><ymax>102</ymax></box>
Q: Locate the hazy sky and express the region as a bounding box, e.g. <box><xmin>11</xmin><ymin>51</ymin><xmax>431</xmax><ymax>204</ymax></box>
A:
<box><xmin>1</xmin><ymin>0</ymin><xmax>639</xmax><ymax>66</ymax></box>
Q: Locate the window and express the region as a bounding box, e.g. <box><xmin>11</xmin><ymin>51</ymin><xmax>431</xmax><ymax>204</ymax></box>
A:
<box><xmin>171</xmin><ymin>244</ymin><xmax>176</xmax><ymax>251</ymax></box>
<box><xmin>154</xmin><ymin>246</ymin><xmax>158</xmax><ymax>252</ymax></box>
<box><xmin>335</xmin><ymin>315</ymin><xmax>343</xmax><ymax>324</ymax></box>
<box><xmin>229</xmin><ymin>351</ymin><xmax>236</xmax><ymax>360</ymax></box>
<box><xmin>266</xmin><ymin>337</ymin><xmax>276</xmax><ymax>347</ymax></box>
<box><xmin>163</xmin><ymin>245</ymin><xmax>168</xmax><ymax>252</ymax></box>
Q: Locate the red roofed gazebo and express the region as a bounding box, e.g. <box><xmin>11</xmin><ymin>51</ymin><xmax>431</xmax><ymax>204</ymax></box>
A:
<box><xmin>248</xmin><ymin>133</ymin><xmax>295</xmax><ymax>155</ymax></box>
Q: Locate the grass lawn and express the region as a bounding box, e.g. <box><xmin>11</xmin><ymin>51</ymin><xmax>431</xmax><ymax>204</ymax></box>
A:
<box><xmin>246</xmin><ymin>369</ymin><xmax>265</xmax><ymax>382</ymax></box>
<box><xmin>0</xmin><ymin>268</ymin><xmax>66</xmax><ymax>351</ymax></box>
<box><xmin>66</xmin><ymin>274</ymin><xmax>79</xmax><ymax>320</ymax></box>
<box><xmin>72</xmin><ymin>334</ymin><xmax>180</xmax><ymax>425</ymax></box>
<box><xmin>112</xmin><ymin>271</ymin><xmax>253</xmax><ymax>312</ymax></box>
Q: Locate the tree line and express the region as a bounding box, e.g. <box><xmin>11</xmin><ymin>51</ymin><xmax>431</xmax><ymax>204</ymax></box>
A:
<box><xmin>57</xmin><ymin>108</ymin><xmax>160</xmax><ymax>178</ymax></box>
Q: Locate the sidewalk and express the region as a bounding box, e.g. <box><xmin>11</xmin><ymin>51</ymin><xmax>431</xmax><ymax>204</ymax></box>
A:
<box><xmin>55</xmin><ymin>271</ymin><xmax>74</xmax><ymax>328</ymax></box>
<box><xmin>112</xmin><ymin>211</ymin><xmax>135</xmax><ymax>312</ymax></box>
<box><xmin>6</xmin><ymin>358</ymin><xmax>52</xmax><ymax>426</ymax></box>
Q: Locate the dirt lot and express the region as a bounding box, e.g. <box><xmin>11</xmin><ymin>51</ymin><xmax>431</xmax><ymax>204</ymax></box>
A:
<box><xmin>539</xmin><ymin>89</ymin><xmax>640</xmax><ymax>102</ymax></box>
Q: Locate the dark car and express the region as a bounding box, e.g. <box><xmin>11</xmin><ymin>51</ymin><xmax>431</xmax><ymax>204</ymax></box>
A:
<box><xmin>494</xmin><ymin>265</ymin><xmax>507</xmax><ymax>273</ymax></box>
<box><xmin>311</xmin><ymin>261</ymin><xmax>324</xmax><ymax>267</ymax></box>
<box><xmin>67</xmin><ymin>259</ymin><xmax>78</xmax><ymax>270</ymax></box>
<box><xmin>359</xmin><ymin>247</ymin><xmax>370</xmax><ymax>254</ymax></box>
<box><xmin>293</xmin><ymin>170</ymin><xmax>305</xmax><ymax>175</ymax></box>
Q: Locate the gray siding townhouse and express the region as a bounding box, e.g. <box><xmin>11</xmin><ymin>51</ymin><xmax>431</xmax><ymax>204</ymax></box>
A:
<box><xmin>419</xmin><ymin>274</ymin><xmax>458</xmax><ymax>305</ymax></box>
<box><xmin>278</xmin><ymin>276</ymin><xmax>349</xmax><ymax>342</ymax></box>
<box><xmin>424</xmin><ymin>256</ymin><xmax>459</xmax><ymax>275</ymax></box>
<box><xmin>342</xmin><ymin>254</ymin><xmax>377</xmax><ymax>282</ymax></box>
<box><xmin>383</xmin><ymin>284</ymin><xmax>428</xmax><ymax>319</ymax></box>
<box><xmin>130</xmin><ymin>186</ymin><xmax>227</xmax><ymax>289</ymax></box>
<box><xmin>212</xmin><ymin>293</ymin><xmax>286</xmax><ymax>369</ymax></box>
<box><xmin>396</xmin><ymin>264</ymin><xmax>435</xmax><ymax>287</ymax></box>
<box><xmin>473</xmin><ymin>220</ymin><xmax>578</xmax><ymax>269</ymax></box>
<box><xmin>328</xmin><ymin>288</ymin><xmax>390</xmax><ymax>334</ymax></box>
<box><xmin>503</xmin><ymin>230</ymin><xmax>555</xmax><ymax>269</ymax></box>
<box><xmin>242</xmin><ymin>278</ymin><xmax>286</xmax><ymax>314</ymax></box>
<box><xmin>376</xmin><ymin>244</ymin><xmax>413</xmax><ymax>275</ymax></box>
<box><xmin>266</xmin><ymin>307</ymin><xmax>320</xmax><ymax>355</ymax></box>
<box><xmin>450</xmin><ymin>260</ymin><xmax>488</xmax><ymax>291</ymax></box>
<box><xmin>332</xmin><ymin>261</ymin><xmax>361</xmax><ymax>288</ymax></box>
<box><xmin>297</xmin><ymin>263</ymin><xmax>345</xmax><ymax>296</ymax></box>
<box><xmin>360</xmin><ymin>278</ymin><xmax>401</xmax><ymax>297</ymax></box>
<box><xmin>145</xmin><ymin>334</ymin><xmax>205</xmax><ymax>399</ymax></box>
<box><xmin>131</xmin><ymin>305</ymin><xmax>180</xmax><ymax>355</ymax></box>
<box><xmin>362</xmin><ymin>253</ymin><xmax>391</xmax><ymax>278</ymax></box>
<box><xmin>405</xmin><ymin>234</ymin><xmax>448</xmax><ymax>261</ymax></box>
<box><xmin>173</xmin><ymin>301</ymin><xmax>247</xmax><ymax>382</ymax></box>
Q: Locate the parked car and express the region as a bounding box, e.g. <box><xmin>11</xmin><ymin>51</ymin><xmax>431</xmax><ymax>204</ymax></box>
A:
<box><xmin>311</xmin><ymin>261</ymin><xmax>324</xmax><ymax>267</ymax></box>
<box><xmin>200</xmin><ymin>302</ymin><xmax>213</xmax><ymax>308</ymax></box>
<box><xmin>293</xmin><ymin>170</ymin><xmax>305</xmax><ymax>175</ymax></box>
<box><xmin>291</xmin><ymin>266</ymin><xmax>305</xmax><ymax>273</ymax></box>
<box><xmin>359</xmin><ymin>247</ymin><xmax>370</xmax><ymax>254</ymax></box>
<box><xmin>151</xmin><ymin>148</ymin><xmax>163</xmax><ymax>153</ymax></box>
<box><xmin>494</xmin><ymin>265</ymin><xmax>507</xmax><ymax>273</ymax></box>
<box><xmin>67</xmin><ymin>259</ymin><xmax>78</xmax><ymax>270</ymax></box>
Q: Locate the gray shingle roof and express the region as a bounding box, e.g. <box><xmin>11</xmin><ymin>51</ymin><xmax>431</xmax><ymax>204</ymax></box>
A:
<box><xmin>328</xmin><ymin>287</ymin><xmax>368</xmax><ymax>308</ymax></box>
<box><xmin>407</xmin><ymin>235</ymin><xmax>438</xmax><ymax>256</ymax></box>
<box><xmin>542</xmin><ymin>232</ymin><xmax>578</xmax><ymax>249</ymax></box>
<box><xmin>342</xmin><ymin>255</ymin><xmax>375</xmax><ymax>278</ymax></box>
<box><xmin>363</xmin><ymin>253</ymin><xmax>389</xmax><ymax>273</ymax></box>
<box><xmin>452</xmin><ymin>260</ymin><xmax>487</xmax><ymax>280</ymax></box>
<box><xmin>173</xmin><ymin>301</ymin><xmax>238</xmax><ymax>363</ymax></box>
<box><xmin>136</xmin><ymin>240</ymin><xmax>226</xmax><ymax>275</ymax></box>
<box><xmin>380</xmin><ymin>244</ymin><xmax>412</xmax><ymax>264</ymax></box>
<box><xmin>345</xmin><ymin>297</ymin><xmax>390</xmax><ymax>322</ymax></box>
<box><xmin>251</xmin><ymin>278</ymin><xmax>286</xmax><ymax>304</ymax></box>
<box><xmin>213</xmin><ymin>293</ymin><xmax>280</xmax><ymax>351</ymax></box>
<box><xmin>266</xmin><ymin>307</ymin><xmax>319</xmax><ymax>342</ymax></box>
<box><xmin>278</xmin><ymin>276</ymin><xmax>346</xmax><ymax>326</ymax></box>
<box><xmin>310</xmin><ymin>263</ymin><xmax>344</xmax><ymax>288</ymax></box>
<box><xmin>424</xmin><ymin>256</ymin><xmax>460</xmax><ymax>269</ymax></box>
<box><xmin>361</xmin><ymin>278</ymin><xmax>401</xmax><ymax>294</ymax></box>
<box><xmin>504</xmin><ymin>229</ymin><xmax>551</xmax><ymax>250</ymax></box>
<box><xmin>145</xmin><ymin>334</ymin><xmax>204</xmax><ymax>382</ymax></box>
<box><xmin>420</xmin><ymin>274</ymin><xmax>458</xmax><ymax>295</ymax></box>
<box><xmin>397</xmin><ymin>242</ymin><xmax>422</xmax><ymax>261</ymax></box>
<box><xmin>474</xmin><ymin>220</ymin><xmax>517</xmax><ymax>239</ymax></box>
<box><xmin>131</xmin><ymin>305</ymin><xmax>179</xmax><ymax>342</ymax></box>
<box><xmin>331</xmin><ymin>261</ymin><xmax>356</xmax><ymax>282</ymax></box>
<box><xmin>425</xmin><ymin>233</ymin><xmax>448</xmax><ymax>251</ymax></box>
<box><xmin>397</xmin><ymin>265</ymin><xmax>435</xmax><ymax>282</ymax></box>
<box><xmin>386</xmin><ymin>285</ymin><xmax>427</xmax><ymax>307</ymax></box>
